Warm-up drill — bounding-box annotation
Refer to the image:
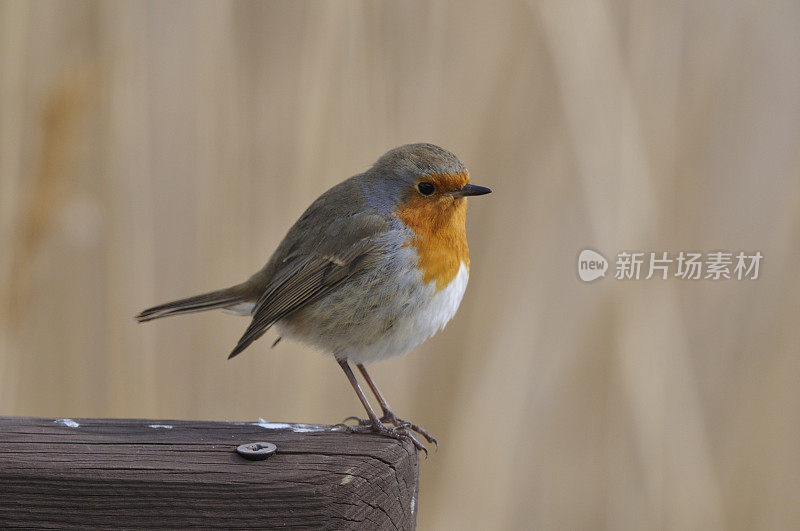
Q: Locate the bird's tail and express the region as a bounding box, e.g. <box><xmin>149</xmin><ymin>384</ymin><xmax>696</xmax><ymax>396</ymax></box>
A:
<box><xmin>135</xmin><ymin>284</ymin><xmax>252</xmax><ymax>323</ymax></box>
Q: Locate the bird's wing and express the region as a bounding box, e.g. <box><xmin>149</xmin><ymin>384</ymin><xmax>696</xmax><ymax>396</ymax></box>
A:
<box><xmin>228</xmin><ymin>212</ymin><xmax>390</xmax><ymax>358</ymax></box>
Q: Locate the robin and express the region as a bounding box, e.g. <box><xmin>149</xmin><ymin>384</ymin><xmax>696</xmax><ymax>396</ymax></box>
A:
<box><xmin>136</xmin><ymin>143</ymin><xmax>491</xmax><ymax>451</ymax></box>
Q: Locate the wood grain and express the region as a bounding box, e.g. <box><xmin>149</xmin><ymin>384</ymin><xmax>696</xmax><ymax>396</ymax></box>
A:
<box><xmin>0</xmin><ymin>417</ymin><xmax>419</xmax><ymax>529</ymax></box>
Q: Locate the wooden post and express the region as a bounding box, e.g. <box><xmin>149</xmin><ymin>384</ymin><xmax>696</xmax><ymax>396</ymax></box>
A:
<box><xmin>0</xmin><ymin>416</ymin><xmax>419</xmax><ymax>529</ymax></box>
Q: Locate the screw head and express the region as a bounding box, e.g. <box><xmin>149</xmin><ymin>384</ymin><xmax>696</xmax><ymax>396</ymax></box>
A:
<box><xmin>236</xmin><ymin>441</ymin><xmax>277</xmax><ymax>461</ymax></box>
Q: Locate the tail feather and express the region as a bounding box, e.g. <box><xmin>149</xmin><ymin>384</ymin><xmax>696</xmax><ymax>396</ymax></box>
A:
<box><xmin>136</xmin><ymin>285</ymin><xmax>250</xmax><ymax>323</ymax></box>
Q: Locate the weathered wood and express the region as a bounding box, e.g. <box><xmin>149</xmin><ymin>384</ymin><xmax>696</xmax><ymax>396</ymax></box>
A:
<box><xmin>0</xmin><ymin>417</ymin><xmax>418</xmax><ymax>529</ymax></box>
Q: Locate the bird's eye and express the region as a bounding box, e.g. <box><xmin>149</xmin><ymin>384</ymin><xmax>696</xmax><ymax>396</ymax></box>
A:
<box><xmin>417</xmin><ymin>182</ymin><xmax>435</xmax><ymax>196</ymax></box>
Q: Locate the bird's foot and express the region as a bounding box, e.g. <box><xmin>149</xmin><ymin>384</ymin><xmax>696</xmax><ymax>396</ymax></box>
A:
<box><xmin>378</xmin><ymin>411</ymin><xmax>438</xmax><ymax>450</ymax></box>
<box><xmin>339</xmin><ymin>412</ymin><xmax>437</xmax><ymax>450</ymax></box>
<box><xmin>335</xmin><ymin>417</ymin><xmax>427</xmax><ymax>455</ymax></box>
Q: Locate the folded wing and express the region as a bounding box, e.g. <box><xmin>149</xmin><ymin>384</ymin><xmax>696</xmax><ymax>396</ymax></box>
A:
<box><xmin>228</xmin><ymin>213</ymin><xmax>389</xmax><ymax>358</ymax></box>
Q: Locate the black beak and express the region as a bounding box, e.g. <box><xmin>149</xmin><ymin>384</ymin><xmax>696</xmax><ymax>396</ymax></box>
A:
<box><xmin>450</xmin><ymin>184</ymin><xmax>492</xmax><ymax>197</ymax></box>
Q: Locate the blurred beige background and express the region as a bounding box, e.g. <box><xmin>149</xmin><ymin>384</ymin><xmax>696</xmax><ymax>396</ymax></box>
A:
<box><xmin>1</xmin><ymin>1</ymin><xmax>799</xmax><ymax>529</ymax></box>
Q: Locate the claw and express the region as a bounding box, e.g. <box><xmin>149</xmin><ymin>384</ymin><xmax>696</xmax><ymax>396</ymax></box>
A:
<box><xmin>379</xmin><ymin>412</ymin><xmax>438</xmax><ymax>449</ymax></box>
<box><xmin>404</xmin><ymin>429</ymin><xmax>428</xmax><ymax>457</ymax></box>
<box><xmin>335</xmin><ymin>418</ymin><xmax>428</xmax><ymax>456</ymax></box>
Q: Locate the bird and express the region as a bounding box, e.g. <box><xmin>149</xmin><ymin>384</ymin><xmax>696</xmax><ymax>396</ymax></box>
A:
<box><xmin>136</xmin><ymin>143</ymin><xmax>491</xmax><ymax>452</ymax></box>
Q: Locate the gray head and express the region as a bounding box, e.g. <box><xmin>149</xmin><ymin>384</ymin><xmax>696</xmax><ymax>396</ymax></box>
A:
<box><xmin>360</xmin><ymin>143</ymin><xmax>490</xmax><ymax>213</ymax></box>
<box><xmin>373</xmin><ymin>143</ymin><xmax>467</xmax><ymax>179</ymax></box>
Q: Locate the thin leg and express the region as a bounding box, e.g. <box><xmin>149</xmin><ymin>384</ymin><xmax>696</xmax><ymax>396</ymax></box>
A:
<box><xmin>357</xmin><ymin>363</ymin><xmax>438</xmax><ymax>448</ymax></box>
<box><xmin>357</xmin><ymin>363</ymin><xmax>394</xmax><ymax>416</ymax></box>
<box><xmin>336</xmin><ymin>359</ymin><xmax>426</xmax><ymax>454</ymax></box>
<box><xmin>338</xmin><ymin>360</ymin><xmax>380</xmax><ymax>424</ymax></box>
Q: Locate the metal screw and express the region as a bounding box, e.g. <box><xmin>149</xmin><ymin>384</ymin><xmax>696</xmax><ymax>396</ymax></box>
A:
<box><xmin>236</xmin><ymin>441</ymin><xmax>277</xmax><ymax>461</ymax></box>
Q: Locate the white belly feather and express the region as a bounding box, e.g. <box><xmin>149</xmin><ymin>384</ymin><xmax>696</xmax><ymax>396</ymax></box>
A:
<box><xmin>349</xmin><ymin>261</ymin><xmax>469</xmax><ymax>363</ymax></box>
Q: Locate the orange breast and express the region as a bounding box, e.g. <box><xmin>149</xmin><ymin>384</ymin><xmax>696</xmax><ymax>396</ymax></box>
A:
<box><xmin>395</xmin><ymin>173</ymin><xmax>470</xmax><ymax>292</ymax></box>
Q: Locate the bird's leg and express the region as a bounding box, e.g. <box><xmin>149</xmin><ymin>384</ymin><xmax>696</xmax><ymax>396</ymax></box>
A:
<box><xmin>337</xmin><ymin>360</ymin><xmax>381</xmax><ymax>426</ymax></box>
<box><xmin>335</xmin><ymin>359</ymin><xmax>425</xmax><ymax>453</ymax></box>
<box><xmin>356</xmin><ymin>363</ymin><xmax>438</xmax><ymax>449</ymax></box>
